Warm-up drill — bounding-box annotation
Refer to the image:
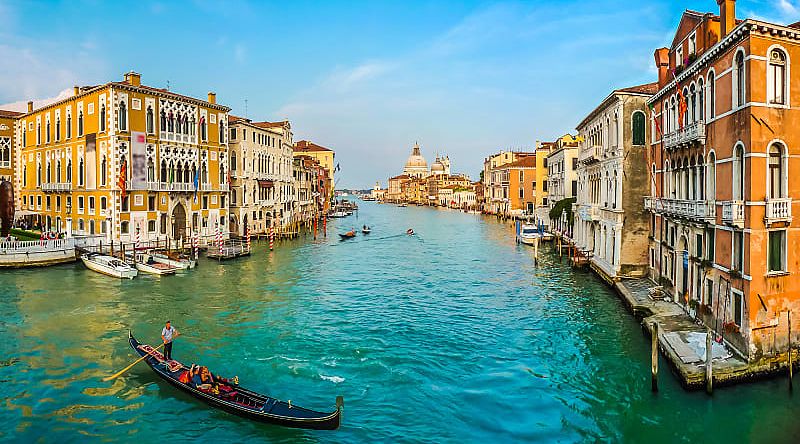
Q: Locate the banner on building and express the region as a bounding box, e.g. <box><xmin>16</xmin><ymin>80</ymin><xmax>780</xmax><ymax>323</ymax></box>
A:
<box><xmin>131</xmin><ymin>131</ymin><xmax>147</xmax><ymax>189</ymax></box>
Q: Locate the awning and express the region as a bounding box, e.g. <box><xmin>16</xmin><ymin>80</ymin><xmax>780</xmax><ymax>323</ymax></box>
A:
<box><xmin>258</xmin><ymin>180</ymin><xmax>274</xmax><ymax>188</ymax></box>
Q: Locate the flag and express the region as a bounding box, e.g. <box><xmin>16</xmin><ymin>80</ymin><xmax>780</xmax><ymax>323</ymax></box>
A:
<box><xmin>193</xmin><ymin>167</ymin><xmax>199</xmax><ymax>203</ymax></box>
<box><xmin>118</xmin><ymin>159</ymin><xmax>127</xmax><ymax>202</ymax></box>
<box><xmin>648</xmin><ymin>102</ymin><xmax>663</xmax><ymax>137</ymax></box>
<box><xmin>677</xmin><ymin>88</ymin><xmax>688</xmax><ymax>129</ymax></box>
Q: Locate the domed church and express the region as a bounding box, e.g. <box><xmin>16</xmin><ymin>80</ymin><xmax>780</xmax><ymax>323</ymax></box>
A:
<box><xmin>402</xmin><ymin>142</ymin><xmax>429</xmax><ymax>178</ymax></box>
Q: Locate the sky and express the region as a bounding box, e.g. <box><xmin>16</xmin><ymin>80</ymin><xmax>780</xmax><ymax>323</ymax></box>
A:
<box><xmin>1</xmin><ymin>0</ymin><xmax>799</xmax><ymax>189</ymax></box>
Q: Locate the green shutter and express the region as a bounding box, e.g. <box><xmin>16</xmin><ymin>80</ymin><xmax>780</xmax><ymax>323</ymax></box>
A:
<box><xmin>768</xmin><ymin>231</ymin><xmax>784</xmax><ymax>272</ymax></box>
<box><xmin>633</xmin><ymin>112</ymin><xmax>645</xmax><ymax>145</ymax></box>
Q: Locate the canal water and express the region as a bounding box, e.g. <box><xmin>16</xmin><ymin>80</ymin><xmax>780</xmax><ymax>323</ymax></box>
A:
<box><xmin>0</xmin><ymin>202</ymin><xmax>798</xmax><ymax>443</ymax></box>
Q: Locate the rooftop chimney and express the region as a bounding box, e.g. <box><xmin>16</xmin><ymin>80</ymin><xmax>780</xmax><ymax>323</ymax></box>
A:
<box><xmin>27</xmin><ymin>101</ymin><xmax>33</xmax><ymax>113</ymax></box>
<box><xmin>654</xmin><ymin>47</ymin><xmax>670</xmax><ymax>87</ymax></box>
<box><xmin>124</xmin><ymin>71</ymin><xmax>142</xmax><ymax>86</ymax></box>
<box><xmin>718</xmin><ymin>0</ymin><xmax>736</xmax><ymax>38</ymax></box>
<box><xmin>73</xmin><ymin>86</ymin><xmax>80</xmax><ymax>96</ymax></box>
<box><xmin>207</xmin><ymin>92</ymin><xmax>217</xmax><ymax>104</ymax></box>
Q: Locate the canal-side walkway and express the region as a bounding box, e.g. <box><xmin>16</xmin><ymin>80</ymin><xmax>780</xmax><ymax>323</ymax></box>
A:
<box><xmin>614</xmin><ymin>278</ymin><xmax>795</xmax><ymax>390</ymax></box>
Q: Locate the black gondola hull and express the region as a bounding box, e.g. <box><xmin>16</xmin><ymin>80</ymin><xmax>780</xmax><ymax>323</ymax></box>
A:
<box><xmin>128</xmin><ymin>332</ymin><xmax>342</xmax><ymax>430</ymax></box>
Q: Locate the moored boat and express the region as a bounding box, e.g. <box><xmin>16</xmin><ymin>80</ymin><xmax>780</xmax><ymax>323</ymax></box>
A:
<box><xmin>135</xmin><ymin>254</ymin><xmax>177</xmax><ymax>275</ymax></box>
<box><xmin>518</xmin><ymin>224</ymin><xmax>543</xmax><ymax>245</ymax></box>
<box><xmin>128</xmin><ymin>332</ymin><xmax>342</xmax><ymax>430</ymax></box>
<box><xmin>81</xmin><ymin>253</ymin><xmax>137</xmax><ymax>279</ymax></box>
<box><xmin>152</xmin><ymin>252</ymin><xmax>196</xmax><ymax>269</ymax></box>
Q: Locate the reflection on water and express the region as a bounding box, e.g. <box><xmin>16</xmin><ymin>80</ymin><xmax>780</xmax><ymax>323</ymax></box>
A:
<box><xmin>0</xmin><ymin>202</ymin><xmax>799</xmax><ymax>442</ymax></box>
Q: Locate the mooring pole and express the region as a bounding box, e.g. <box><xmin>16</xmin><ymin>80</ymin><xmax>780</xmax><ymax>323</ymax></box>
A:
<box><xmin>706</xmin><ymin>326</ymin><xmax>713</xmax><ymax>395</ymax></box>
<box><xmin>789</xmin><ymin>310</ymin><xmax>793</xmax><ymax>391</ymax></box>
<box><xmin>651</xmin><ymin>321</ymin><xmax>659</xmax><ymax>392</ymax></box>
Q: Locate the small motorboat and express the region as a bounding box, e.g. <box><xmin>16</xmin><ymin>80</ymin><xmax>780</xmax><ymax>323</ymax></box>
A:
<box><xmin>406</xmin><ymin>228</ymin><xmax>414</xmax><ymax>235</ymax></box>
<box><xmin>128</xmin><ymin>332</ymin><xmax>343</xmax><ymax>430</ymax></box>
<box><xmin>398</xmin><ymin>203</ymin><xmax>408</xmax><ymax>207</ymax></box>
<box><xmin>328</xmin><ymin>210</ymin><xmax>349</xmax><ymax>218</ymax></box>
<box><xmin>135</xmin><ymin>254</ymin><xmax>177</xmax><ymax>275</ymax></box>
<box><xmin>339</xmin><ymin>230</ymin><xmax>356</xmax><ymax>239</ymax></box>
<box><xmin>81</xmin><ymin>253</ymin><xmax>137</xmax><ymax>279</ymax></box>
<box><xmin>152</xmin><ymin>252</ymin><xmax>196</xmax><ymax>269</ymax></box>
<box><xmin>518</xmin><ymin>223</ymin><xmax>543</xmax><ymax>245</ymax></box>
<box><xmin>362</xmin><ymin>227</ymin><xmax>371</xmax><ymax>234</ymax></box>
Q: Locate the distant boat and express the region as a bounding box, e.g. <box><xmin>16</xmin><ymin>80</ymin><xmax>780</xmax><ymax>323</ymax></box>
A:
<box><xmin>362</xmin><ymin>227</ymin><xmax>371</xmax><ymax>234</ymax></box>
<box><xmin>398</xmin><ymin>203</ymin><xmax>408</xmax><ymax>207</ymax></box>
<box><xmin>518</xmin><ymin>224</ymin><xmax>553</xmax><ymax>245</ymax></box>
<box><xmin>328</xmin><ymin>211</ymin><xmax>348</xmax><ymax>218</ymax></box>
<box><xmin>81</xmin><ymin>253</ymin><xmax>137</xmax><ymax>279</ymax></box>
<box><xmin>339</xmin><ymin>230</ymin><xmax>356</xmax><ymax>239</ymax></box>
<box><xmin>135</xmin><ymin>254</ymin><xmax>178</xmax><ymax>275</ymax></box>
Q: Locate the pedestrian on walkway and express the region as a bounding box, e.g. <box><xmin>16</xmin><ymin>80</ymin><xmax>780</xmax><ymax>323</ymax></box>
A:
<box><xmin>161</xmin><ymin>320</ymin><xmax>179</xmax><ymax>361</ymax></box>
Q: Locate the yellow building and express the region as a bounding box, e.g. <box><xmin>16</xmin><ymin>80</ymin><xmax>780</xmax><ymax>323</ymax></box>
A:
<box><xmin>15</xmin><ymin>71</ymin><xmax>231</xmax><ymax>243</ymax></box>
<box><xmin>1</xmin><ymin>109</ymin><xmax>22</xmax><ymax>184</ymax></box>
<box><xmin>293</xmin><ymin>140</ymin><xmax>335</xmax><ymax>211</ymax></box>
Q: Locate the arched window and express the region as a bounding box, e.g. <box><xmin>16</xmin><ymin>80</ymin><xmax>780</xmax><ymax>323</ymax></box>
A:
<box><xmin>632</xmin><ymin>111</ymin><xmax>646</xmax><ymax>145</ymax></box>
<box><xmin>146</xmin><ymin>106</ymin><xmax>154</xmax><ymax>133</ymax></box>
<box><xmin>66</xmin><ymin>160</ymin><xmax>72</xmax><ymax>182</ymax></box>
<box><xmin>66</xmin><ymin>114</ymin><xmax>72</xmax><ymax>139</ymax></box>
<box><xmin>46</xmin><ymin>120</ymin><xmax>51</xmax><ymax>143</ymax></box>
<box><xmin>698</xmin><ymin>78</ymin><xmax>705</xmax><ymax>120</ymax></box>
<box><xmin>231</xmin><ymin>152</ymin><xmax>237</xmax><ymax>172</ymax></box>
<box><xmin>697</xmin><ymin>154</ymin><xmax>705</xmax><ymax>200</ymax></box>
<box><xmin>768</xmin><ymin>48</ymin><xmax>787</xmax><ymax>105</ymax></box>
<box><xmin>219</xmin><ymin>121</ymin><xmax>225</xmax><ymax>143</ymax></box>
<box><xmin>101</xmin><ymin>155</ymin><xmax>107</xmax><ymax>186</ymax></box>
<box><xmin>708</xmin><ymin>71</ymin><xmax>716</xmax><ymax>118</ymax></box>
<box><xmin>56</xmin><ymin>160</ymin><xmax>61</xmax><ymax>182</ymax></box>
<box><xmin>682</xmin><ymin>87</ymin><xmax>690</xmax><ymax>125</ymax></box>
<box><xmin>55</xmin><ymin>116</ymin><xmax>61</xmax><ymax>140</ymax></box>
<box><xmin>707</xmin><ymin>152</ymin><xmax>716</xmax><ymax>200</ymax></box>
<box><xmin>168</xmin><ymin>112</ymin><xmax>174</xmax><ymax>132</ymax></box>
<box><xmin>78</xmin><ymin>159</ymin><xmax>84</xmax><ymax>186</ymax></box>
<box><xmin>175</xmin><ymin>113</ymin><xmax>182</xmax><ymax>134</ymax></box>
<box><xmin>78</xmin><ymin>111</ymin><xmax>84</xmax><ymax>136</ymax></box>
<box><xmin>689</xmin><ymin>84</ymin><xmax>697</xmax><ymax>122</ymax></box>
<box><xmin>201</xmin><ymin>161</ymin><xmax>208</xmax><ymax>184</ymax></box>
<box><xmin>200</xmin><ymin>117</ymin><xmax>207</xmax><ymax>141</ymax></box>
<box><xmin>22</xmin><ymin>165</ymin><xmax>26</xmax><ymax>186</ymax></box>
<box><xmin>160</xmin><ymin>110</ymin><xmax>167</xmax><ymax>131</ymax></box>
<box><xmin>735</xmin><ymin>51</ymin><xmax>745</xmax><ymax>107</ymax></box>
<box><xmin>118</xmin><ymin>101</ymin><xmax>127</xmax><ymax>130</ymax></box>
<box><xmin>768</xmin><ymin>143</ymin><xmax>787</xmax><ymax>198</ymax></box>
<box><xmin>100</xmin><ymin>104</ymin><xmax>106</xmax><ymax>132</ymax></box>
<box><xmin>147</xmin><ymin>158</ymin><xmax>155</xmax><ymax>182</ymax></box>
<box><xmin>160</xmin><ymin>160</ymin><xmax>167</xmax><ymax>182</ymax></box>
<box><xmin>176</xmin><ymin>162</ymin><xmax>184</xmax><ymax>184</ymax></box>
<box><xmin>733</xmin><ymin>144</ymin><xmax>745</xmax><ymax>200</ymax></box>
<box><xmin>46</xmin><ymin>161</ymin><xmax>51</xmax><ymax>182</ymax></box>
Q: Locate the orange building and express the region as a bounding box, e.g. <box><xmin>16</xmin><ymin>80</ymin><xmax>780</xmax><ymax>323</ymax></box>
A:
<box><xmin>495</xmin><ymin>156</ymin><xmax>538</xmax><ymax>215</ymax></box>
<box><xmin>646</xmin><ymin>1</ymin><xmax>800</xmax><ymax>360</ymax></box>
<box><xmin>15</xmin><ymin>72</ymin><xmax>231</xmax><ymax>242</ymax></box>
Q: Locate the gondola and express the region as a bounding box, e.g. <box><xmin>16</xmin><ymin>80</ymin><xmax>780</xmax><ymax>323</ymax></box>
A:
<box><xmin>128</xmin><ymin>332</ymin><xmax>343</xmax><ymax>430</ymax></box>
<box><xmin>338</xmin><ymin>231</ymin><xmax>356</xmax><ymax>239</ymax></box>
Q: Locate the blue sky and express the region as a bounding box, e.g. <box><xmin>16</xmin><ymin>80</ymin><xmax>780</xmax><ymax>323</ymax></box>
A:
<box><xmin>1</xmin><ymin>0</ymin><xmax>798</xmax><ymax>188</ymax></box>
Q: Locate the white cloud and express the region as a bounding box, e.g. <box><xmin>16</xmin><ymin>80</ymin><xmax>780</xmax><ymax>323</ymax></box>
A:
<box><xmin>777</xmin><ymin>0</ymin><xmax>799</xmax><ymax>16</ymax></box>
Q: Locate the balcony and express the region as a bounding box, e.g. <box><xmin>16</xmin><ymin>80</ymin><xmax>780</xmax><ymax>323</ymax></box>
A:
<box><xmin>146</xmin><ymin>181</ymin><xmax>195</xmax><ymax>192</ymax></box>
<box><xmin>765</xmin><ymin>198</ymin><xmax>792</xmax><ymax>224</ymax></box>
<box><xmin>41</xmin><ymin>182</ymin><xmax>72</xmax><ymax>192</ymax></box>
<box><xmin>577</xmin><ymin>203</ymin><xmax>601</xmax><ymax>221</ymax></box>
<box><xmin>664</xmin><ymin>120</ymin><xmax>706</xmax><ymax>150</ymax></box>
<box><xmin>578</xmin><ymin>145</ymin><xmax>602</xmax><ymax>165</ymax></box>
<box><xmin>722</xmin><ymin>200</ymin><xmax>745</xmax><ymax>227</ymax></box>
<box><xmin>644</xmin><ymin>197</ymin><xmax>715</xmax><ymax>221</ymax></box>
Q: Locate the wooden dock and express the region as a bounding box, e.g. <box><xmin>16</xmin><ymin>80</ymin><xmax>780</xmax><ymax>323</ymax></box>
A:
<box><xmin>206</xmin><ymin>239</ymin><xmax>251</xmax><ymax>260</ymax></box>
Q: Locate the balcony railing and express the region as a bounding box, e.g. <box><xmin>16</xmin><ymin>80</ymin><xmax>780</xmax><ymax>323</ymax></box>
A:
<box><xmin>722</xmin><ymin>200</ymin><xmax>745</xmax><ymax>226</ymax></box>
<box><xmin>644</xmin><ymin>197</ymin><xmax>715</xmax><ymax>221</ymax></box>
<box><xmin>664</xmin><ymin>120</ymin><xmax>706</xmax><ymax>150</ymax></box>
<box><xmin>577</xmin><ymin>203</ymin><xmax>601</xmax><ymax>221</ymax></box>
<box><xmin>41</xmin><ymin>182</ymin><xmax>72</xmax><ymax>192</ymax></box>
<box><xmin>578</xmin><ymin>145</ymin><xmax>602</xmax><ymax>164</ymax></box>
<box><xmin>765</xmin><ymin>198</ymin><xmax>792</xmax><ymax>224</ymax></box>
<box><xmin>146</xmin><ymin>181</ymin><xmax>195</xmax><ymax>192</ymax></box>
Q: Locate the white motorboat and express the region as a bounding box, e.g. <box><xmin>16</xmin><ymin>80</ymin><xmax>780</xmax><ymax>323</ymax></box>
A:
<box><xmin>81</xmin><ymin>253</ymin><xmax>137</xmax><ymax>279</ymax></box>
<box><xmin>135</xmin><ymin>254</ymin><xmax>177</xmax><ymax>275</ymax></box>
<box><xmin>328</xmin><ymin>210</ymin><xmax>349</xmax><ymax>218</ymax></box>
<box><xmin>152</xmin><ymin>252</ymin><xmax>196</xmax><ymax>269</ymax></box>
<box><xmin>518</xmin><ymin>224</ymin><xmax>544</xmax><ymax>245</ymax></box>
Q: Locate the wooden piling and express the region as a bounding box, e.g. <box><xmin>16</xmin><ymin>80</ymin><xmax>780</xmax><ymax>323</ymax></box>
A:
<box><xmin>706</xmin><ymin>326</ymin><xmax>713</xmax><ymax>395</ymax></box>
<box><xmin>651</xmin><ymin>321</ymin><xmax>659</xmax><ymax>392</ymax></box>
<box><xmin>789</xmin><ymin>310</ymin><xmax>793</xmax><ymax>391</ymax></box>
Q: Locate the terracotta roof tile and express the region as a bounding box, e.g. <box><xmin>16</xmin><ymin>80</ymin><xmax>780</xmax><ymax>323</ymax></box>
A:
<box><xmin>0</xmin><ymin>109</ymin><xmax>24</xmax><ymax>118</ymax></box>
<box><xmin>616</xmin><ymin>82</ymin><xmax>659</xmax><ymax>95</ymax></box>
<box><xmin>294</xmin><ymin>140</ymin><xmax>333</xmax><ymax>152</ymax></box>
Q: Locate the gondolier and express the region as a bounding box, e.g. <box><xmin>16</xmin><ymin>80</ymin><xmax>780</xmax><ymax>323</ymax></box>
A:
<box><xmin>161</xmin><ymin>320</ymin><xmax>179</xmax><ymax>360</ymax></box>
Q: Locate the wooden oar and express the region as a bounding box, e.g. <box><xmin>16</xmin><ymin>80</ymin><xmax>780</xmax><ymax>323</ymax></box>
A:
<box><xmin>103</xmin><ymin>342</ymin><xmax>166</xmax><ymax>382</ymax></box>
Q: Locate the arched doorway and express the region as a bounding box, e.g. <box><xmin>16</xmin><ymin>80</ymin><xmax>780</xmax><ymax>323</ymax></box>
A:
<box><xmin>172</xmin><ymin>203</ymin><xmax>187</xmax><ymax>240</ymax></box>
<box><xmin>677</xmin><ymin>234</ymin><xmax>689</xmax><ymax>304</ymax></box>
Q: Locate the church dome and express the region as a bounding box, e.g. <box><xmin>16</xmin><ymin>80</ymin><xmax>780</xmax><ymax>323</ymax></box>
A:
<box><xmin>403</xmin><ymin>142</ymin><xmax>428</xmax><ymax>177</ymax></box>
<box><xmin>430</xmin><ymin>159</ymin><xmax>445</xmax><ymax>174</ymax></box>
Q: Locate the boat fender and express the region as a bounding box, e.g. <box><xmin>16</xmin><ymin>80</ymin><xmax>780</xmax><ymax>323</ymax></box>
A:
<box><xmin>288</xmin><ymin>400</ymin><xmax>292</xmax><ymax>409</ymax></box>
<box><xmin>233</xmin><ymin>376</ymin><xmax>239</xmax><ymax>385</ymax></box>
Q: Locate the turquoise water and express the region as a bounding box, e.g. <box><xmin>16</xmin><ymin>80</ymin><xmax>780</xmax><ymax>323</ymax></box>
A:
<box><xmin>0</xmin><ymin>202</ymin><xmax>798</xmax><ymax>443</ymax></box>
